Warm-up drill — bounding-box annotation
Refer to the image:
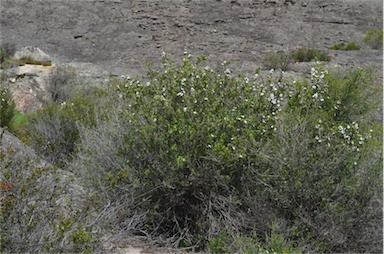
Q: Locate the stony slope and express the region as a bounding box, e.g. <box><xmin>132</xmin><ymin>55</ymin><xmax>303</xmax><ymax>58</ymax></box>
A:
<box><xmin>1</xmin><ymin>0</ymin><xmax>382</xmax><ymax>76</ymax></box>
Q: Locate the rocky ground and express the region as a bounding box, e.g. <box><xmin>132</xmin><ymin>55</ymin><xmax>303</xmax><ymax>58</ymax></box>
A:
<box><xmin>0</xmin><ymin>0</ymin><xmax>382</xmax><ymax>253</ymax></box>
<box><xmin>1</xmin><ymin>0</ymin><xmax>383</xmax><ymax>77</ymax></box>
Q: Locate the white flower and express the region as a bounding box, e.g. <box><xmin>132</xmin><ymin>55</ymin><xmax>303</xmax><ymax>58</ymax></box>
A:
<box><xmin>183</xmin><ymin>107</ymin><xmax>187</xmax><ymax>112</ymax></box>
<box><xmin>312</xmin><ymin>92</ymin><xmax>318</xmax><ymax>99</ymax></box>
<box><xmin>269</xmin><ymin>93</ymin><xmax>276</xmax><ymax>104</ymax></box>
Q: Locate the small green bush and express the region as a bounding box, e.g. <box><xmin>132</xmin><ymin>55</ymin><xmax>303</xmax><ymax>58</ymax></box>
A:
<box><xmin>291</xmin><ymin>47</ymin><xmax>331</xmax><ymax>62</ymax></box>
<box><xmin>0</xmin><ymin>84</ymin><xmax>16</xmax><ymax>128</ymax></box>
<box><xmin>330</xmin><ymin>41</ymin><xmax>361</xmax><ymax>50</ymax></box>
<box><xmin>363</xmin><ymin>29</ymin><xmax>383</xmax><ymax>49</ymax></box>
<box><xmin>262</xmin><ymin>51</ymin><xmax>292</xmax><ymax>71</ymax></box>
<box><xmin>8</xmin><ymin>111</ymin><xmax>29</xmax><ymax>141</ymax></box>
<box><xmin>24</xmin><ymin>87</ymin><xmax>105</xmax><ymax>166</ymax></box>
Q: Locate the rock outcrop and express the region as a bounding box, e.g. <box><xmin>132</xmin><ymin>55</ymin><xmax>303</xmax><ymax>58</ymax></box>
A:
<box><xmin>6</xmin><ymin>63</ymin><xmax>55</xmax><ymax>113</ymax></box>
<box><xmin>0</xmin><ymin>0</ymin><xmax>382</xmax><ymax>76</ymax></box>
<box><xmin>13</xmin><ymin>46</ymin><xmax>52</xmax><ymax>64</ymax></box>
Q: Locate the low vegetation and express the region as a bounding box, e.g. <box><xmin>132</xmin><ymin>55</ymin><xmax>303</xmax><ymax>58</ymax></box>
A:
<box><xmin>262</xmin><ymin>47</ymin><xmax>331</xmax><ymax>71</ymax></box>
<box><xmin>262</xmin><ymin>51</ymin><xmax>292</xmax><ymax>71</ymax></box>
<box><xmin>290</xmin><ymin>47</ymin><xmax>331</xmax><ymax>62</ymax></box>
<box><xmin>0</xmin><ymin>147</ymin><xmax>97</xmax><ymax>253</ymax></box>
<box><xmin>363</xmin><ymin>29</ymin><xmax>383</xmax><ymax>49</ymax></box>
<box><xmin>1</xmin><ymin>53</ymin><xmax>382</xmax><ymax>253</ymax></box>
<box><xmin>330</xmin><ymin>41</ymin><xmax>361</xmax><ymax>50</ymax></box>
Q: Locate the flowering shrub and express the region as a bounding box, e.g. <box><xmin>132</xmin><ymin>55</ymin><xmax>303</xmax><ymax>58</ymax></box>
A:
<box><xmin>71</xmin><ymin>53</ymin><xmax>382</xmax><ymax>252</ymax></box>
<box><xmin>0</xmin><ymin>83</ymin><xmax>15</xmax><ymax>128</ymax></box>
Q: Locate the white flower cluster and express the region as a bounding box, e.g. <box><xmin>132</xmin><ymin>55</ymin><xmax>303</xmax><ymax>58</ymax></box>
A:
<box><xmin>309</xmin><ymin>68</ymin><xmax>328</xmax><ymax>106</ymax></box>
<box><xmin>337</xmin><ymin>122</ymin><xmax>372</xmax><ymax>151</ymax></box>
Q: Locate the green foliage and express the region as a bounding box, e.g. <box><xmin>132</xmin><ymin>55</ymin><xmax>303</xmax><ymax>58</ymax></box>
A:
<box><xmin>0</xmin><ymin>84</ymin><xmax>16</xmax><ymax>128</ymax></box>
<box><xmin>330</xmin><ymin>41</ymin><xmax>361</xmax><ymax>50</ymax></box>
<box><xmin>255</xmin><ymin>67</ymin><xmax>382</xmax><ymax>252</ymax></box>
<box><xmin>262</xmin><ymin>48</ymin><xmax>331</xmax><ymax>70</ymax></box>
<box><xmin>291</xmin><ymin>47</ymin><xmax>331</xmax><ymax>62</ymax></box>
<box><xmin>363</xmin><ymin>29</ymin><xmax>383</xmax><ymax>49</ymax></box>
<box><xmin>9</xmin><ymin>111</ymin><xmax>29</xmax><ymax>136</ymax></box>
<box><xmin>24</xmin><ymin>87</ymin><xmax>104</xmax><ymax>166</ymax></box>
<box><xmin>71</xmin><ymin>53</ymin><xmax>381</xmax><ymax>252</ymax></box>
<box><xmin>262</xmin><ymin>51</ymin><xmax>292</xmax><ymax>71</ymax></box>
<box><xmin>209</xmin><ymin>224</ymin><xmax>300</xmax><ymax>254</ymax></box>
